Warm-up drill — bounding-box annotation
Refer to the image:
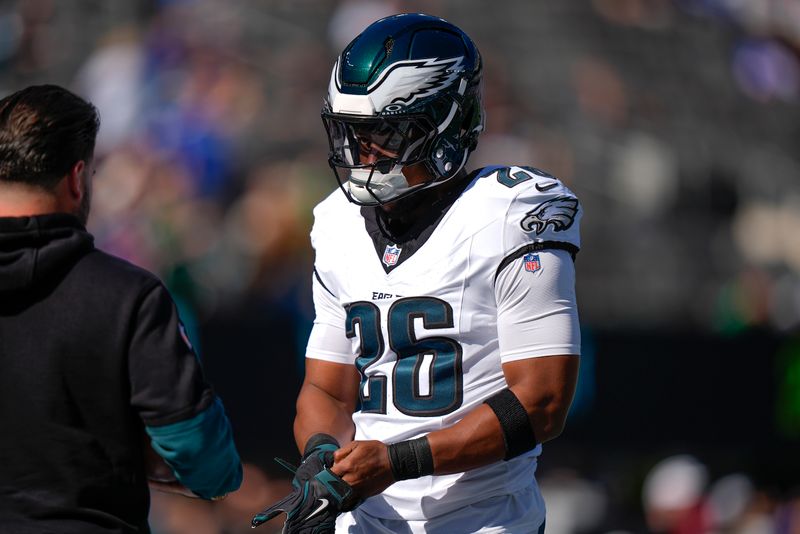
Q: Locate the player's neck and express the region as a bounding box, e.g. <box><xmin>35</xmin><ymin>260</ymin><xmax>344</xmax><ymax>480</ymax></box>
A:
<box><xmin>377</xmin><ymin>169</ymin><xmax>471</xmax><ymax>237</ymax></box>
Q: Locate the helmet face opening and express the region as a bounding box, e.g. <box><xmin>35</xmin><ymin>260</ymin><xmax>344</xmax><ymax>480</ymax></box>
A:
<box><xmin>322</xmin><ymin>112</ymin><xmax>436</xmax><ymax>170</ymax></box>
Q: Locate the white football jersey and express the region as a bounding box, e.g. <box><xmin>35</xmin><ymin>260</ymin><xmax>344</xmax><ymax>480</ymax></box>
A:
<box><xmin>306</xmin><ymin>165</ymin><xmax>582</xmax><ymax>524</ymax></box>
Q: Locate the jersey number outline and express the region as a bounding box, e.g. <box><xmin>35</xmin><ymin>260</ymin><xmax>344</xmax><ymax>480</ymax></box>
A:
<box><xmin>496</xmin><ymin>166</ymin><xmax>554</xmax><ymax>188</ymax></box>
<box><xmin>345</xmin><ymin>297</ymin><xmax>463</xmax><ymax>417</ymax></box>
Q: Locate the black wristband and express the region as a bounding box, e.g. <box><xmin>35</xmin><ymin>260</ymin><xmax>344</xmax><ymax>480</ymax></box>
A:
<box><xmin>302</xmin><ymin>433</ymin><xmax>340</xmax><ymax>460</ymax></box>
<box><xmin>484</xmin><ymin>388</ymin><xmax>538</xmax><ymax>460</ymax></box>
<box><xmin>387</xmin><ymin>436</ymin><xmax>434</xmax><ymax>481</ymax></box>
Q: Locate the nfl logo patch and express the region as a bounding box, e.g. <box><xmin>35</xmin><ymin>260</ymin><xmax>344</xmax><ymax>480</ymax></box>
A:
<box><xmin>523</xmin><ymin>253</ymin><xmax>541</xmax><ymax>273</ymax></box>
<box><xmin>383</xmin><ymin>245</ymin><xmax>402</xmax><ymax>267</ymax></box>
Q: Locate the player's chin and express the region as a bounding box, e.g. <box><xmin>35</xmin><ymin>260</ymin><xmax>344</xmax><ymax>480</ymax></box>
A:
<box><xmin>379</xmin><ymin>187</ymin><xmax>427</xmax><ymax>215</ymax></box>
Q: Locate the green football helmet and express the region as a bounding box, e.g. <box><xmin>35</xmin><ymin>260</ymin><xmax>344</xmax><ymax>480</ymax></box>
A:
<box><xmin>322</xmin><ymin>13</ymin><xmax>484</xmax><ymax>206</ymax></box>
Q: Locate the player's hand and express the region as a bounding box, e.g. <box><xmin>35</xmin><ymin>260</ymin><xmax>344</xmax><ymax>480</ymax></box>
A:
<box><xmin>251</xmin><ymin>468</ymin><xmax>359</xmax><ymax>531</ymax></box>
<box><xmin>331</xmin><ymin>440</ymin><xmax>395</xmax><ymax>499</ymax></box>
<box><xmin>292</xmin><ymin>433</ymin><xmax>339</xmax><ymax>486</ymax></box>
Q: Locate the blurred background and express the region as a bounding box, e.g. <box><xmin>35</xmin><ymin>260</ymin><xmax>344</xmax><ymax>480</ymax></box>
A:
<box><xmin>1</xmin><ymin>0</ymin><xmax>799</xmax><ymax>532</ymax></box>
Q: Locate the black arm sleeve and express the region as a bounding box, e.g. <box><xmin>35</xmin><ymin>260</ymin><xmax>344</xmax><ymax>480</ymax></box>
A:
<box><xmin>128</xmin><ymin>283</ymin><xmax>213</xmax><ymax>426</ymax></box>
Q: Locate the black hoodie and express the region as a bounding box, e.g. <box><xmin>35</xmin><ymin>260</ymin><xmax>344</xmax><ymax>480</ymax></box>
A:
<box><xmin>0</xmin><ymin>214</ymin><xmax>220</xmax><ymax>533</ymax></box>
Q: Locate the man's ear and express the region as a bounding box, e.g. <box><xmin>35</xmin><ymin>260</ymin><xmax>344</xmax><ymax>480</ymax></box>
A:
<box><xmin>65</xmin><ymin>160</ymin><xmax>86</xmax><ymax>201</ymax></box>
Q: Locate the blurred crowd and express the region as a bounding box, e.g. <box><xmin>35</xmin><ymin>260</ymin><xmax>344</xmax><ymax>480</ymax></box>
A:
<box><xmin>1</xmin><ymin>0</ymin><xmax>799</xmax><ymax>532</ymax></box>
<box><xmin>2</xmin><ymin>0</ymin><xmax>798</xmax><ymax>334</ymax></box>
<box><xmin>540</xmin><ymin>453</ymin><xmax>800</xmax><ymax>534</ymax></box>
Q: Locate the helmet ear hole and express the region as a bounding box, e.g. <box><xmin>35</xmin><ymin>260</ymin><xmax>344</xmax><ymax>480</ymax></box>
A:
<box><xmin>459</xmin><ymin>102</ymin><xmax>476</xmax><ymax>148</ymax></box>
<box><xmin>460</xmin><ymin>101</ymin><xmax>474</xmax><ymax>131</ymax></box>
<box><xmin>461</xmin><ymin>94</ymin><xmax>484</xmax><ymax>153</ymax></box>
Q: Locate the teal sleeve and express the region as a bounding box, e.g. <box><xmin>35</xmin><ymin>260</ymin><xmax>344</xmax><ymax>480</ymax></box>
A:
<box><xmin>146</xmin><ymin>397</ymin><xmax>243</xmax><ymax>499</ymax></box>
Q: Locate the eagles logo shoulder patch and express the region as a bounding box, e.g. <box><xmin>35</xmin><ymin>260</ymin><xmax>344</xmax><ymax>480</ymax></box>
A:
<box><xmin>520</xmin><ymin>196</ymin><xmax>579</xmax><ymax>234</ymax></box>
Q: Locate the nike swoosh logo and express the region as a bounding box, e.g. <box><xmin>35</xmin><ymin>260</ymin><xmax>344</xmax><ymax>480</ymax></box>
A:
<box><xmin>307</xmin><ymin>498</ymin><xmax>329</xmax><ymax>519</ymax></box>
<box><xmin>535</xmin><ymin>182</ymin><xmax>559</xmax><ymax>192</ymax></box>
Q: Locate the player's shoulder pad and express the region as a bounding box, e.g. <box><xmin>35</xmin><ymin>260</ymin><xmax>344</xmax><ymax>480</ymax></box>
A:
<box><xmin>475</xmin><ymin>165</ymin><xmax>582</xmax><ymax>254</ymax></box>
<box><xmin>310</xmin><ymin>188</ymin><xmax>359</xmax><ymax>249</ymax></box>
<box><xmin>312</xmin><ymin>187</ymin><xmax>350</xmax><ymax>223</ymax></box>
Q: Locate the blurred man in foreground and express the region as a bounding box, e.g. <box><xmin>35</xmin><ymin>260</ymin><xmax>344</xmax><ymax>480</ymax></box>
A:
<box><xmin>253</xmin><ymin>14</ymin><xmax>582</xmax><ymax>533</ymax></box>
<box><xmin>0</xmin><ymin>84</ymin><xmax>242</xmax><ymax>534</ymax></box>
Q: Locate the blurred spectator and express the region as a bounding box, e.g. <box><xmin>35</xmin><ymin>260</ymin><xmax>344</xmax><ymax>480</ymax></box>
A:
<box><xmin>643</xmin><ymin>455</ymin><xmax>711</xmax><ymax>533</ymax></box>
<box><xmin>642</xmin><ymin>455</ymin><xmax>709</xmax><ymax>534</ymax></box>
<box><xmin>74</xmin><ymin>27</ymin><xmax>144</xmax><ymax>152</ymax></box>
<box><xmin>706</xmin><ymin>473</ymin><xmax>756</xmax><ymax>530</ymax></box>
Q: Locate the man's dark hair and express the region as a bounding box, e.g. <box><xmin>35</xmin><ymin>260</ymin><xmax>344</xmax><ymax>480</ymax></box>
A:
<box><xmin>0</xmin><ymin>84</ymin><xmax>100</xmax><ymax>190</ymax></box>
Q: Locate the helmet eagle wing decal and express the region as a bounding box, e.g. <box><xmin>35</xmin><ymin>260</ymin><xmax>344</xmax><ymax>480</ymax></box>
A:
<box><xmin>367</xmin><ymin>57</ymin><xmax>464</xmax><ymax>111</ymax></box>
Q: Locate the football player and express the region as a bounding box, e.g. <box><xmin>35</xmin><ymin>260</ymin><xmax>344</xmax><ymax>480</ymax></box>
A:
<box><xmin>252</xmin><ymin>13</ymin><xmax>582</xmax><ymax>534</ymax></box>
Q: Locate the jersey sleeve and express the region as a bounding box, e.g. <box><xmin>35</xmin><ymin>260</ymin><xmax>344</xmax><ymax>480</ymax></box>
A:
<box><xmin>494</xmin><ymin>249</ymin><xmax>581</xmax><ymax>361</ymax></box>
<box><xmin>128</xmin><ymin>282</ymin><xmax>213</xmax><ymax>425</ymax></box>
<box><xmin>492</xmin><ymin>166</ymin><xmax>582</xmax><ymax>361</ymax></box>
<box><xmin>306</xmin><ymin>195</ymin><xmax>356</xmax><ymax>364</ymax></box>
<box><xmin>305</xmin><ymin>269</ymin><xmax>353</xmax><ymax>363</ymax></box>
<box><xmin>129</xmin><ymin>282</ymin><xmax>242</xmax><ymax>499</ymax></box>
